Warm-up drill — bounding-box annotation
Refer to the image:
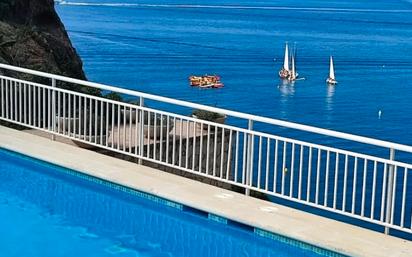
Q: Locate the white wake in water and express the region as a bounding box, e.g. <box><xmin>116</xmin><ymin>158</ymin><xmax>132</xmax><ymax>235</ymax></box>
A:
<box><xmin>55</xmin><ymin>1</ymin><xmax>412</xmax><ymax>13</ymax></box>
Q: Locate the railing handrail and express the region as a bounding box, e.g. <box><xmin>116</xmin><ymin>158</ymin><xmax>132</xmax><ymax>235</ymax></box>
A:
<box><xmin>1</xmin><ymin>62</ymin><xmax>412</xmax><ymax>153</ymax></box>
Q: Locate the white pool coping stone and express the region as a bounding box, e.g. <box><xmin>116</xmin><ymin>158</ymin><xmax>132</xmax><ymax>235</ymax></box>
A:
<box><xmin>1</xmin><ymin>125</ymin><xmax>411</xmax><ymax>257</ymax></box>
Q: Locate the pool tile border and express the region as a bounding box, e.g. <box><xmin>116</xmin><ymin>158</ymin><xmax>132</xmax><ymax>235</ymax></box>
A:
<box><xmin>1</xmin><ymin>147</ymin><xmax>349</xmax><ymax>257</ymax></box>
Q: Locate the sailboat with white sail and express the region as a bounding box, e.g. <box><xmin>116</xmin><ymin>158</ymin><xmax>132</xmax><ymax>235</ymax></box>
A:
<box><xmin>326</xmin><ymin>56</ymin><xmax>338</xmax><ymax>85</ymax></box>
<box><xmin>278</xmin><ymin>43</ymin><xmax>290</xmax><ymax>79</ymax></box>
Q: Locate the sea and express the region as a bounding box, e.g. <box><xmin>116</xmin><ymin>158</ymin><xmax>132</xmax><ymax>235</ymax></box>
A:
<box><xmin>55</xmin><ymin>0</ymin><xmax>412</xmax><ymax>149</ymax></box>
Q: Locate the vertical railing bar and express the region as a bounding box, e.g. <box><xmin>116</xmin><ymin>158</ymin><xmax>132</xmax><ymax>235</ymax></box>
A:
<box><xmin>68</xmin><ymin>93</ymin><xmax>71</xmax><ymax>135</ymax></box>
<box><xmin>166</xmin><ymin>115</ymin><xmax>170</xmax><ymax>163</ymax></box>
<box><xmin>11</xmin><ymin>80</ymin><xmax>13</xmax><ymax>121</ymax></box>
<box><xmin>245</xmin><ymin>120</ymin><xmax>253</xmax><ymax>195</ymax></box>
<box><xmin>24</xmin><ymin>81</ymin><xmax>27</xmax><ymax>123</ymax></box>
<box><xmin>23</xmin><ymin>83</ymin><xmax>27</xmax><ymax>124</ymax></box>
<box><xmin>206</xmin><ymin>124</ymin><xmax>211</xmax><ymax>174</ymax></box>
<box><xmin>62</xmin><ymin>92</ymin><xmax>66</xmax><ymax>133</ymax></box>
<box><xmin>95</xmin><ymin>99</ymin><xmax>99</xmax><ymax>144</ymax></box>
<box><xmin>371</xmin><ymin>161</ymin><xmax>378</xmax><ymax>220</ymax></box>
<box><xmin>79</xmin><ymin>96</ymin><xmax>83</xmax><ymax>140</ymax></box>
<box><xmin>19</xmin><ymin>83</ymin><xmax>22</xmax><ymax>123</ymax></box>
<box><xmin>37</xmin><ymin>83</ymin><xmax>41</xmax><ymax>127</ymax></box>
<box><xmin>153</xmin><ymin>112</ymin><xmax>157</xmax><ymax>159</ymax></box>
<box><xmin>333</xmin><ymin>153</ymin><xmax>339</xmax><ymax>209</ymax></box>
<box><xmin>385</xmin><ymin>149</ymin><xmax>395</xmax><ymax>234</ymax></box>
<box><xmin>199</xmin><ymin>122</ymin><xmax>204</xmax><ymax>173</ymax></box>
<box><xmin>281</xmin><ymin>141</ymin><xmax>287</xmax><ymax>195</ymax></box>
<box><xmin>50</xmin><ymin>79</ymin><xmax>56</xmax><ymax>140</ymax></box>
<box><xmin>390</xmin><ymin>166</ymin><xmax>398</xmax><ymax>225</ymax></box>
<box><xmin>257</xmin><ymin>136</ymin><xmax>262</xmax><ymax>188</ymax></box>
<box><xmin>57</xmin><ymin>90</ymin><xmax>61</xmax><ymax>134</ymax></box>
<box><xmin>7</xmin><ymin>80</ymin><xmax>11</xmax><ymax>120</ymax></box>
<box><xmin>46</xmin><ymin>84</ymin><xmax>49</xmax><ymax>129</ymax></box>
<box><xmin>105</xmin><ymin>101</ymin><xmax>109</xmax><ymax>147</ymax></box>
<box><xmin>139</xmin><ymin>98</ymin><xmax>145</xmax><ymax>162</ymax></box>
<box><xmin>307</xmin><ymin>147</ymin><xmax>312</xmax><ymax>202</ymax></box>
<box><xmin>100</xmin><ymin>101</ymin><xmax>104</xmax><ymax>145</ymax></box>
<box><xmin>14</xmin><ymin>82</ymin><xmax>20</xmax><ymax>121</ymax></box>
<box><xmin>213</xmin><ymin>125</ymin><xmax>218</xmax><ymax>177</ymax></box>
<box><xmin>234</xmin><ymin>131</ymin><xmax>239</xmax><ymax>182</ymax></box>
<box><xmin>226</xmin><ymin>129</ymin><xmax>232</xmax><ymax>180</ymax></box>
<box><xmin>129</xmin><ymin>107</ymin><xmax>133</xmax><ymax>153</ymax></box>
<box><xmin>160</xmin><ymin>114</ymin><xmax>164</xmax><ymax>162</ymax></box>
<box><xmin>8</xmin><ymin>80</ymin><xmax>12</xmax><ymax>121</ymax></box>
<box><xmin>43</xmin><ymin>87</ymin><xmax>47</xmax><ymax>130</ymax></box>
<box><xmin>147</xmin><ymin>111</ymin><xmax>151</xmax><ymax>158</ymax></box>
<box><xmin>5</xmin><ymin>80</ymin><xmax>9</xmax><ymax>120</ymax></box>
<box><xmin>51</xmin><ymin>79</ymin><xmax>56</xmax><ymax>139</ymax></box>
<box><xmin>88</xmin><ymin>98</ymin><xmax>92</xmax><ymax>142</ymax></box>
<box><xmin>13</xmin><ymin>81</ymin><xmax>16</xmax><ymax>121</ymax></box>
<box><xmin>194</xmin><ymin>121</ymin><xmax>198</xmax><ymax>171</ymax></box>
<box><xmin>380</xmin><ymin>163</ymin><xmax>388</xmax><ymax>222</ymax></box>
<box><xmin>122</xmin><ymin>106</ymin><xmax>126</xmax><ymax>151</ymax></box>
<box><xmin>116</xmin><ymin>103</ymin><xmax>121</xmax><ymax>149</ymax></box>
<box><xmin>343</xmin><ymin>154</ymin><xmax>349</xmax><ymax>211</ymax></box>
<box><xmin>14</xmin><ymin>82</ymin><xmax>17</xmax><ymax>121</ymax></box>
<box><xmin>1</xmin><ymin>79</ymin><xmax>4</xmax><ymax>118</ymax></box>
<box><xmin>352</xmin><ymin>157</ymin><xmax>358</xmax><ymax>214</ymax></box>
<box><xmin>184</xmin><ymin>119</ymin><xmax>188</xmax><ymax>168</ymax></box>
<box><xmin>73</xmin><ymin>95</ymin><xmax>77</xmax><ymax>138</ymax></box>
<box><xmin>8</xmin><ymin>81</ymin><xmax>12</xmax><ymax>120</ymax></box>
<box><xmin>273</xmin><ymin>139</ymin><xmax>279</xmax><ymax>193</ymax></box>
<box><xmin>324</xmin><ymin>151</ymin><xmax>330</xmax><ymax>207</ymax></box>
<box><xmin>83</xmin><ymin>97</ymin><xmax>86</xmax><ymax>140</ymax></box>
<box><xmin>14</xmin><ymin>81</ymin><xmax>17</xmax><ymax>122</ymax></box>
<box><xmin>265</xmin><ymin>138</ymin><xmax>270</xmax><ymax>191</ymax></box>
<box><xmin>298</xmin><ymin>145</ymin><xmax>304</xmax><ymax>200</ymax></box>
<box><xmin>33</xmin><ymin>86</ymin><xmax>37</xmax><ymax>127</ymax></box>
<box><xmin>219</xmin><ymin>127</ymin><xmax>225</xmax><ymax>178</ymax></box>
<box><xmin>290</xmin><ymin>143</ymin><xmax>295</xmax><ymax>197</ymax></box>
<box><xmin>135</xmin><ymin>107</ymin><xmax>139</xmax><ymax>155</ymax></box>
<box><xmin>249</xmin><ymin>133</ymin><xmax>254</xmax><ymax>189</ymax></box>
<box><xmin>315</xmin><ymin>149</ymin><xmax>321</xmax><ymax>204</ymax></box>
<box><xmin>242</xmin><ymin>131</ymin><xmax>247</xmax><ymax>184</ymax></box>
<box><xmin>361</xmin><ymin>159</ymin><xmax>368</xmax><ymax>216</ymax></box>
<box><xmin>111</xmin><ymin>104</ymin><xmax>115</xmax><ymax>148</ymax></box>
<box><xmin>172</xmin><ymin>116</ymin><xmax>176</xmax><ymax>165</ymax></box>
<box><xmin>400</xmin><ymin>167</ymin><xmax>407</xmax><ymax>228</ymax></box>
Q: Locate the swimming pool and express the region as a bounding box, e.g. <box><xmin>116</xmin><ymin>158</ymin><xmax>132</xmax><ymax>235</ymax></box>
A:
<box><xmin>0</xmin><ymin>148</ymin><xmax>346</xmax><ymax>257</ymax></box>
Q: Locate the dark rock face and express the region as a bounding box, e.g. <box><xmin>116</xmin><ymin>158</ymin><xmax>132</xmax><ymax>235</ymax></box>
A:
<box><xmin>0</xmin><ymin>0</ymin><xmax>87</xmax><ymax>82</ymax></box>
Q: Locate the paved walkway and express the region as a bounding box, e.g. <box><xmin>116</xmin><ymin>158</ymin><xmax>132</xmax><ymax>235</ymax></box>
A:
<box><xmin>1</xmin><ymin>125</ymin><xmax>411</xmax><ymax>257</ymax></box>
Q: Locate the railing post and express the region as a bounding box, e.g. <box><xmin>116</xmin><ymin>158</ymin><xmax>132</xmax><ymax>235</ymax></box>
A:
<box><xmin>51</xmin><ymin>78</ymin><xmax>56</xmax><ymax>141</ymax></box>
<box><xmin>138</xmin><ymin>96</ymin><xmax>144</xmax><ymax>165</ymax></box>
<box><xmin>384</xmin><ymin>148</ymin><xmax>395</xmax><ymax>235</ymax></box>
<box><xmin>245</xmin><ymin>119</ymin><xmax>253</xmax><ymax>196</ymax></box>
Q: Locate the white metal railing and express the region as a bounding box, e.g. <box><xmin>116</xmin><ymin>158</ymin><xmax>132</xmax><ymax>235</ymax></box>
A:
<box><xmin>0</xmin><ymin>63</ymin><xmax>411</xmax><ymax>237</ymax></box>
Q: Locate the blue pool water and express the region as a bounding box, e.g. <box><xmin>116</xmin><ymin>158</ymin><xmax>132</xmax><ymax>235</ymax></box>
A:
<box><xmin>55</xmin><ymin>0</ymin><xmax>412</xmax><ymax>146</ymax></box>
<box><xmin>0</xmin><ymin>148</ymin><xmax>341</xmax><ymax>257</ymax></box>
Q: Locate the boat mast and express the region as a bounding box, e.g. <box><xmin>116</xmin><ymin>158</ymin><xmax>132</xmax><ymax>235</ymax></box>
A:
<box><xmin>329</xmin><ymin>56</ymin><xmax>335</xmax><ymax>80</ymax></box>
<box><xmin>283</xmin><ymin>43</ymin><xmax>289</xmax><ymax>71</ymax></box>
<box><xmin>291</xmin><ymin>54</ymin><xmax>296</xmax><ymax>79</ymax></box>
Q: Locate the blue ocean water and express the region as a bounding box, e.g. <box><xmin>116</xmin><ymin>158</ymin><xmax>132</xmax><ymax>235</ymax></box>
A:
<box><xmin>55</xmin><ymin>0</ymin><xmax>412</xmax><ymax>147</ymax></box>
<box><xmin>0</xmin><ymin>148</ymin><xmax>333</xmax><ymax>257</ymax></box>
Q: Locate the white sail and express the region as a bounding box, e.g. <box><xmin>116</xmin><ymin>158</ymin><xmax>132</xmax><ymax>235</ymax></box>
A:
<box><xmin>291</xmin><ymin>55</ymin><xmax>296</xmax><ymax>79</ymax></box>
<box><xmin>329</xmin><ymin>56</ymin><xmax>335</xmax><ymax>80</ymax></box>
<box><xmin>283</xmin><ymin>43</ymin><xmax>289</xmax><ymax>71</ymax></box>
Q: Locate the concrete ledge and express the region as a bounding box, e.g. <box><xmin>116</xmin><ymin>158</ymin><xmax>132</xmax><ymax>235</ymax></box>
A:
<box><xmin>1</xmin><ymin>125</ymin><xmax>411</xmax><ymax>257</ymax></box>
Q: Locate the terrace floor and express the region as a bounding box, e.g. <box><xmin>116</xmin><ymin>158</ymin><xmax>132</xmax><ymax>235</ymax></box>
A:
<box><xmin>1</xmin><ymin>125</ymin><xmax>411</xmax><ymax>257</ymax></box>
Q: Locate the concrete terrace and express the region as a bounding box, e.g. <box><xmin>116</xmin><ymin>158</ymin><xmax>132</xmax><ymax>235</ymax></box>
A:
<box><xmin>1</xmin><ymin>125</ymin><xmax>411</xmax><ymax>257</ymax></box>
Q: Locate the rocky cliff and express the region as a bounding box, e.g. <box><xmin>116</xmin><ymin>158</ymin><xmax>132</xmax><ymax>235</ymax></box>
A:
<box><xmin>0</xmin><ymin>0</ymin><xmax>88</xmax><ymax>86</ymax></box>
